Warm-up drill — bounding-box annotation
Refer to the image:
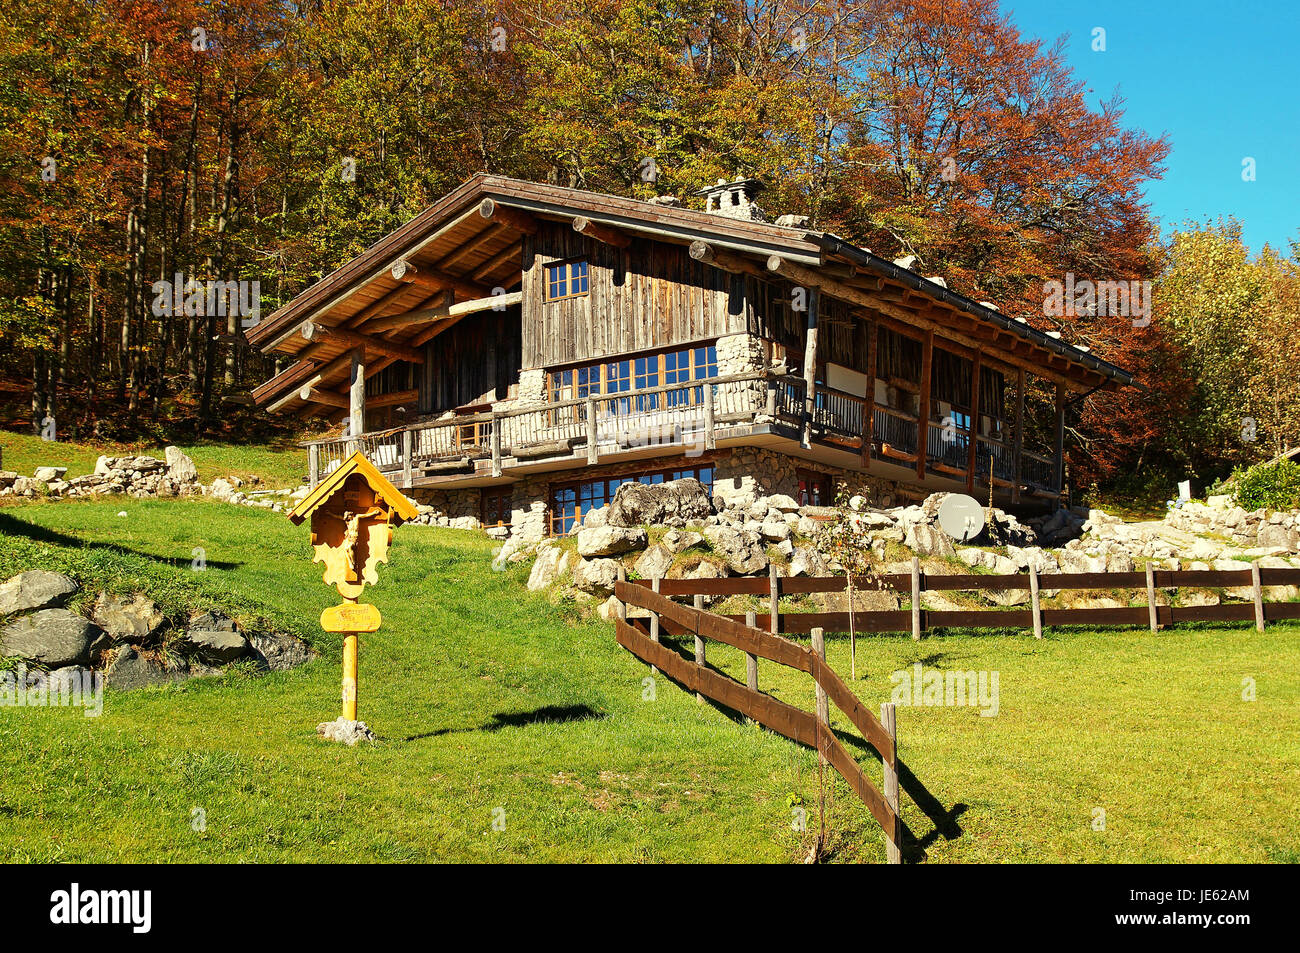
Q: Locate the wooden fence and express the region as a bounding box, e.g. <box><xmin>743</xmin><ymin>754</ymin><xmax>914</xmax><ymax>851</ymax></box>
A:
<box><xmin>613</xmin><ymin>580</ymin><xmax>904</xmax><ymax>863</ymax></box>
<box><xmin>629</xmin><ymin>560</ymin><xmax>1300</xmax><ymax>640</ymax></box>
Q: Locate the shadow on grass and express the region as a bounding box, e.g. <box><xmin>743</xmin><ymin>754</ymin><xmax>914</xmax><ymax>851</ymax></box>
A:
<box><xmin>0</xmin><ymin>512</ymin><xmax>242</xmax><ymax>570</ymax></box>
<box><xmin>645</xmin><ymin>635</ymin><xmax>967</xmax><ymax>864</ymax></box>
<box><xmin>402</xmin><ymin>704</ymin><xmax>606</xmax><ymax>742</ymax></box>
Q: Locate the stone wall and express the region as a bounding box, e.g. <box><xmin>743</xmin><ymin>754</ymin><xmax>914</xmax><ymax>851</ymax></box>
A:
<box><xmin>712</xmin><ymin>447</ymin><xmax>902</xmax><ymax>512</ymax></box>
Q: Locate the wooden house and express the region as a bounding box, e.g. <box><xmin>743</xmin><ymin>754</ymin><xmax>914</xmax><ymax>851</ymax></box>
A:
<box><xmin>247</xmin><ymin>175</ymin><xmax>1132</xmax><ymax>539</ymax></box>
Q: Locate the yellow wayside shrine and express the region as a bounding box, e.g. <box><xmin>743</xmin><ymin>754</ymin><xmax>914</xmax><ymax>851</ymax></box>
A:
<box><xmin>288</xmin><ymin>452</ymin><xmax>418</xmax><ymax>723</ymax></box>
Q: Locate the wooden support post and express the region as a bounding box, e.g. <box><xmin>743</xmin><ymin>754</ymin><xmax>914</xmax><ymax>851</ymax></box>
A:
<box><xmin>348</xmin><ymin>347</ymin><xmax>366</xmax><ymax>453</ymax></box>
<box><xmin>1012</xmin><ymin>368</ymin><xmax>1025</xmax><ymax>505</ymax></box>
<box><xmin>769</xmin><ymin>563</ymin><xmax>780</xmax><ymax>635</ymax></box>
<box><xmin>649</xmin><ymin>577</ymin><xmax>661</xmax><ymax>675</ymax></box>
<box><xmin>490</xmin><ymin>414</ymin><xmax>502</xmax><ymax>478</ymax></box>
<box><xmin>800</xmin><ymin>288</ymin><xmax>820</xmax><ymax>449</ymax></box>
<box><xmin>910</xmin><ymin>557</ymin><xmax>922</xmax><ymax>640</ymax></box>
<box><xmin>1029</xmin><ymin>566</ymin><xmax>1042</xmax><ymax>639</ymax></box>
<box><xmin>764</xmin><ymin>375</ymin><xmax>778</xmax><ymax>417</ymax></box>
<box><xmin>703</xmin><ymin>381</ymin><xmax>716</xmax><ymax>451</ymax></box>
<box><xmin>402</xmin><ymin>429</ymin><xmax>413</xmax><ymax>488</ymax></box>
<box><xmin>916</xmin><ymin>331</ymin><xmax>933</xmax><ymax>479</ymax></box>
<box><xmin>967</xmin><ymin>352</ymin><xmax>982</xmax><ymax>493</ymax></box>
<box><xmin>1146</xmin><ymin>564</ymin><xmax>1159</xmax><ymax>634</ymax></box>
<box><xmin>341</xmin><ymin>632</ymin><xmax>358</xmax><ymax>721</ymax></box>
<box><xmin>744</xmin><ymin>610</ymin><xmax>759</xmax><ymax>692</ymax></box>
<box><xmin>1053</xmin><ymin>381</ymin><xmax>1066</xmax><ymax>495</ymax></box>
<box><xmin>586</xmin><ymin>397</ymin><xmax>598</xmax><ymax>465</ymax></box>
<box><xmin>1251</xmin><ymin>560</ymin><xmax>1265</xmax><ymax>632</ymax></box>
<box><xmin>693</xmin><ymin>594</ymin><xmax>706</xmax><ymax>704</ymax></box>
<box><xmin>308</xmin><ymin>444</ymin><xmax>320</xmax><ymax>486</ymax></box>
<box><xmin>862</xmin><ymin>320</ymin><xmax>877</xmax><ymax>468</ymax></box>
<box><xmin>881</xmin><ymin>702</ymin><xmax>902</xmax><ymax>865</ymax></box>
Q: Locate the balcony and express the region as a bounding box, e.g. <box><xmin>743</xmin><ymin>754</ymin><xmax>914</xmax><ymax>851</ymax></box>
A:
<box><xmin>303</xmin><ymin>370</ymin><xmax>1062</xmax><ymax>498</ymax></box>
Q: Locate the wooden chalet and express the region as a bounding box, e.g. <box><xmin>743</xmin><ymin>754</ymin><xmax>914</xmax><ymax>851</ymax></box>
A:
<box><xmin>248</xmin><ymin>174</ymin><xmax>1132</xmax><ymax>539</ymax></box>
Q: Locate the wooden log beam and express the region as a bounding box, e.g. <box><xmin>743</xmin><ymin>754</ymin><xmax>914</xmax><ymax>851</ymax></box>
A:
<box><xmin>478</xmin><ymin>198</ymin><xmax>539</xmax><ymax>234</ymax></box>
<box><xmin>299</xmin><ymin>387</ymin><xmax>349</xmax><ymax>409</ymax></box>
<box><xmin>368</xmin><ymin>389</ymin><xmax>418</xmax><ymax>410</ymax></box>
<box><xmin>689</xmin><ymin>240</ymin><xmax>764</xmax><ymax>278</ymax></box>
<box><xmin>801</xmin><ymin>288</ymin><xmax>820</xmax><ymax>449</ymax></box>
<box><xmin>434</xmin><ymin>222</ymin><xmax>509</xmax><ymax>272</ymax></box>
<box><xmin>348</xmin><ymin>347</ymin><xmax>366</xmax><ymax>438</ymax></box>
<box><xmin>389</xmin><ymin>258</ymin><xmax>488</xmax><ymax>299</ymax></box>
<box><xmin>300</xmin><ymin>322</ymin><xmax>425</xmax><ymax>363</ymax></box>
<box><xmin>362</xmin><ymin>290</ymin><xmax>523</xmax><ymax>334</ymax></box>
<box><xmin>572</xmin><ymin>216</ymin><xmax>633</xmax><ymax>248</ymax></box>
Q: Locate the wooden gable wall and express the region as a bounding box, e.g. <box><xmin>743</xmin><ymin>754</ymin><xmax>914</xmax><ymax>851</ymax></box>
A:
<box><xmin>418</xmin><ymin>304</ymin><xmax>522</xmax><ymax>413</ymax></box>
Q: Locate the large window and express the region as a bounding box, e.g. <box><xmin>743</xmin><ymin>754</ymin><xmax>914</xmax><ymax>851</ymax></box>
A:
<box><xmin>549</xmin><ymin>465</ymin><xmax>715</xmax><ymax>535</ymax></box>
<box><xmin>545</xmin><ymin>260</ymin><xmax>589</xmax><ymax>301</ymax></box>
<box><xmin>547</xmin><ymin>345</ymin><xmax>718</xmax><ymax>412</ymax></box>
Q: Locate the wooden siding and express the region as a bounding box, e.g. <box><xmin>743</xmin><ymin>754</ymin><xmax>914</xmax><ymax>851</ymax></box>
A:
<box><xmin>418</xmin><ymin>305</ymin><xmax>522</xmax><ymax>413</ymax></box>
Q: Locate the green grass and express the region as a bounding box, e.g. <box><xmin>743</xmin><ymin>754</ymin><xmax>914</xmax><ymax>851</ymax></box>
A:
<box><xmin>1</xmin><ymin>499</ymin><xmax>1297</xmax><ymax>863</ymax></box>
<box><xmin>0</xmin><ymin>430</ymin><xmax>307</xmax><ymax>488</ymax></box>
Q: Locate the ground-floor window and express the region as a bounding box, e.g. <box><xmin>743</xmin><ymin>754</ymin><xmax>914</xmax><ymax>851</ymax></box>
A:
<box><xmin>796</xmin><ymin>467</ymin><xmax>833</xmax><ymax>507</ymax></box>
<box><xmin>482</xmin><ymin>487</ymin><xmax>512</xmax><ymax>528</ymax></box>
<box><xmin>549</xmin><ymin>464</ymin><xmax>715</xmax><ymax>535</ymax></box>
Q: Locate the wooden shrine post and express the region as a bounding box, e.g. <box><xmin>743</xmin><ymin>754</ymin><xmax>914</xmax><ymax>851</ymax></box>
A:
<box><xmin>288</xmin><ymin>451</ymin><xmax>418</xmax><ymax>726</ymax></box>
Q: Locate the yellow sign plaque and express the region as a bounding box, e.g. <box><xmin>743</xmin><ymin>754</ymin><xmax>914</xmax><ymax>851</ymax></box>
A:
<box><xmin>321</xmin><ymin>602</ymin><xmax>382</xmax><ymax>633</ymax></box>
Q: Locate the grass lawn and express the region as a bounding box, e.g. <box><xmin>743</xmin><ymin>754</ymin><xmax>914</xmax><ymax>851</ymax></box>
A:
<box><xmin>1</xmin><ymin>430</ymin><xmax>308</xmax><ymax>488</ymax></box>
<box><xmin>1</xmin><ymin>498</ymin><xmax>1297</xmax><ymax>863</ymax></box>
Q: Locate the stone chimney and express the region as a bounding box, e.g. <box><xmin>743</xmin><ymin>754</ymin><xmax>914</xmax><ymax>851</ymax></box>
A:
<box><xmin>695</xmin><ymin>177</ymin><xmax>767</xmax><ymax>222</ymax></box>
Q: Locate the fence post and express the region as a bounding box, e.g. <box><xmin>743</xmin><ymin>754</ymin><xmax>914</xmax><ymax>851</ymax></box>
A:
<box><xmin>1251</xmin><ymin>560</ymin><xmax>1265</xmax><ymax>633</ymax></box>
<box><xmin>811</xmin><ymin>626</ymin><xmax>829</xmax><ymax>763</ymax></box>
<box><xmin>1145</xmin><ymin>563</ymin><xmax>1159</xmax><ymax>634</ymax></box>
<box><xmin>910</xmin><ymin>557</ymin><xmax>921</xmax><ymax>640</ymax></box>
<box><xmin>308</xmin><ymin>444</ymin><xmax>319</xmax><ymax>487</ymax></box>
<box><xmin>402</xmin><ymin>429</ymin><xmax>413</xmax><ymax>488</ymax></box>
<box><xmin>615</xmin><ymin>565</ymin><xmax>627</xmax><ymax>623</ymax></box>
<box><xmin>881</xmin><ymin>702</ymin><xmax>902</xmax><ymax>865</ymax></box>
<box><xmin>693</xmin><ymin>593</ymin><xmax>706</xmax><ymax>704</ymax></box>
<box><xmin>1028</xmin><ymin>566</ymin><xmax>1042</xmax><ymax>640</ymax></box>
<box><xmin>586</xmin><ymin>397</ymin><xmax>598</xmax><ymax>464</ymax></box>
<box><xmin>649</xmin><ymin>577</ymin><xmax>661</xmax><ymax>675</ymax></box>
<box><xmin>744</xmin><ymin>610</ymin><xmax>759</xmax><ymax>692</ymax></box>
<box><xmin>769</xmin><ymin>563</ymin><xmax>780</xmax><ymax>635</ymax></box>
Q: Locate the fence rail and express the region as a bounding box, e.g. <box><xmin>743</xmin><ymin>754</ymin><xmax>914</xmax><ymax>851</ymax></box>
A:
<box><xmin>614</xmin><ymin>580</ymin><xmax>903</xmax><ymax>862</ymax></box>
<box><xmin>630</xmin><ymin>564</ymin><xmax>1300</xmax><ymax>640</ymax></box>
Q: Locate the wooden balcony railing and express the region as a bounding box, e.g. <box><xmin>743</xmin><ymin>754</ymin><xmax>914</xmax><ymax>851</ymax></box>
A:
<box><xmin>303</xmin><ymin>369</ymin><xmax>1062</xmax><ymax>496</ymax></box>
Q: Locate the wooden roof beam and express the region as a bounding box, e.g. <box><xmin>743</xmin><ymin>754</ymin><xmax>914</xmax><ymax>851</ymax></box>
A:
<box><xmin>364</xmin><ymin>290</ymin><xmax>523</xmax><ymax>334</ymax></box>
<box><xmin>389</xmin><ymin>259</ymin><xmax>488</xmax><ymax>299</ymax></box>
<box><xmin>471</xmin><ymin>241</ymin><xmax>523</xmax><ymax>282</ymax></box>
<box><xmin>478</xmin><ymin>198</ymin><xmax>539</xmax><ymax>234</ymax></box>
<box><xmin>689</xmin><ymin>240</ymin><xmax>765</xmax><ymax>278</ymax></box>
<box><xmin>300</xmin><ymin>322</ymin><xmax>425</xmax><ymax>363</ymax></box>
<box><xmin>572</xmin><ymin>216</ymin><xmax>632</xmax><ymax>248</ymax></box>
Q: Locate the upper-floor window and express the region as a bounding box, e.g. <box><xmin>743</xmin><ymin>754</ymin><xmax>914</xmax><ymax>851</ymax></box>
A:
<box><xmin>545</xmin><ymin>259</ymin><xmax>589</xmax><ymax>301</ymax></box>
<box><xmin>548</xmin><ymin>345</ymin><xmax>718</xmax><ymax>409</ymax></box>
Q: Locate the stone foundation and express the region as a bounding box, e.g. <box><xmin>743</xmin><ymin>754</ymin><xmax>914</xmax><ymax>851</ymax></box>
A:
<box><xmin>712</xmin><ymin>447</ymin><xmax>903</xmax><ymax>512</ymax></box>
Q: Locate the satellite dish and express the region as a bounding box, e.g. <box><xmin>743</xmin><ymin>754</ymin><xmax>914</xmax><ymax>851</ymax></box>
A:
<box><xmin>938</xmin><ymin>493</ymin><xmax>986</xmax><ymax>542</ymax></box>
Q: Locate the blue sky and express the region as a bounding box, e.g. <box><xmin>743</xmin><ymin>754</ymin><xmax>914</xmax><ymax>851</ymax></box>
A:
<box><xmin>1004</xmin><ymin>0</ymin><xmax>1299</xmax><ymax>255</ymax></box>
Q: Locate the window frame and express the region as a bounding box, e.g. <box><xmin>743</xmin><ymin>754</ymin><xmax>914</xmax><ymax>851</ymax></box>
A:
<box><xmin>544</xmin><ymin>258</ymin><xmax>590</xmax><ymax>302</ymax></box>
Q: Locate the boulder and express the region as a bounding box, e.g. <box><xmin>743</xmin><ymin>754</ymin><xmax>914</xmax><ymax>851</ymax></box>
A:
<box><xmin>765</xmin><ymin>494</ymin><xmax>801</xmax><ymax>513</ymax></box>
<box><xmin>577</xmin><ymin>525</ymin><xmax>647</xmax><ymax>558</ymax></box>
<box><xmin>209</xmin><ymin>477</ymin><xmax>236</xmax><ymax>501</ymax></box>
<box><xmin>164</xmin><ymin>446</ymin><xmax>199</xmax><ymax>483</ymax></box>
<box><xmin>182</xmin><ymin>628</ymin><xmax>249</xmax><ymax>664</ymax></box>
<box><xmin>1</xmin><ymin>609</ymin><xmax>109</xmax><ymax>668</ymax></box>
<box><xmin>904</xmin><ymin>522</ymin><xmax>956</xmax><ymax>559</ymax></box>
<box><xmin>90</xmin><ymin>592</ymin><xmax>167</xmax><ymax>643</ymax></box>
<box><xmin>104</xmin><ymin>644</ymin><xmax>187</xmax><ymax>690</ymax></box>
<box><xmin>33</xmin><ymin>466</ymin><xmax>67</xmax><ymax>482</ymax></box>
<box><xmin>247</xmin><ymin>632</ymin><xmax>314</xmax><ymax>671</ymax></box>
<box><xmin>759</xmin><ymin>519</ymin><xmax>792</xmax><ymax>542</ymax></box>
<box><xmin>0</xmin><ymin>570</ymin><xmax>80</xmax><ymax>614</ymax></box>
<box><xmin>1256</xmin><ymin>523</ymin><xmax>1299</xmax><ymax>552</ymax></box>
<box><xmin>527</xmin><ymin>543</ymin><xmax>572</xmax><ymax>592</ymax></box>
<box><xmin>703</xmin><ymin>526</ymin><xmax>768</xmax><ymax>575</ymax></box>
<box><xmin>790</xmin><ymin>546</ymin><xmax>831</xmax><ymax>578</ymax></box>
<box><xmin>572</xmin><ymin>557</ymin><xmax>620</xmax><ymax>596</ymax></box>
<box><xmin>660</xmin><ymin>529</ymin><xmax>704</xmax><ymax>554</ymax></box>
<box><xmin>634</xmin><ymin>543</ymin><xmax>675</xmax><ymax>580</ymax></box>
<box><xmin>607</xmin><ymin>478</ymin><xmax>713</xmax><ymax>527</ymax></box>
<box><xmin>317</xmin><ymin>717</ymin><xmax>376</xmax><ymax>746</ymax></box>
